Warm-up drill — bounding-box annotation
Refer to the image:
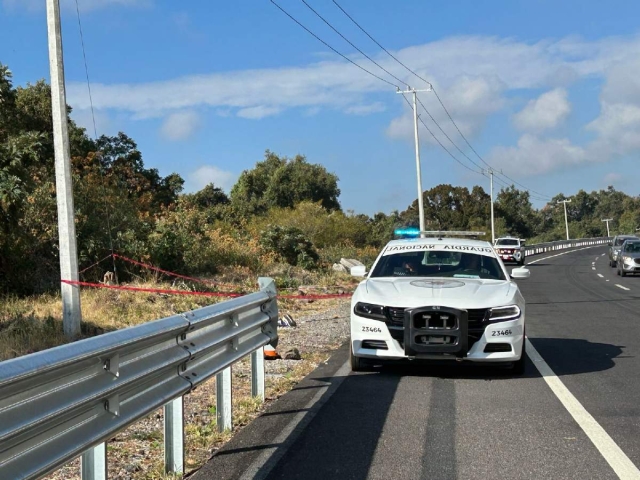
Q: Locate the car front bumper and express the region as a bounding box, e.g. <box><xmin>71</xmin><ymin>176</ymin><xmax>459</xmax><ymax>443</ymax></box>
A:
<box><xmin>620</xmin><ymin>261</ymin><xmax>640</xmax><ymax>273</ymax></box>
<box><xmin>351</xmin><ymin>311</ymin><xmax>524</xmax><ymax>363</ymax></box>
<box><xmin>496</xmin><ymin>251</ymin><xmax>523</xmax><ymax>263</ymax></box>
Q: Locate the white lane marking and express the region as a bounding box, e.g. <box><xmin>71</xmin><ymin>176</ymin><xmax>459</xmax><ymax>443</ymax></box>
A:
<box><xmin>607</xmin><ymin>280</ymin><xmax>611</xmax><ymax>282</ymax></box>
<box><xmin>527</xmin><ymin>245</ymin><xmax>601</xmax><ymax>265</ymax></box>
<box><xmin>615</xmin><ymin>284</ymin><xmax>631</xmax><ymax>291</ymax></box>
<box><xmin>592</xmin><ymin>262</ymin><xmax>596</xmax><ymax>265</ymax></box>
<box><xmin>527</xmin><ymin>338</ymin><xmax>640</xmax><ymax>478</ymax></box>
<box><xmin>592</xmin><ymin>267</ymin><xmax>596</xmax><ymax>270</ymax></box>
<box><xmin>240</xmin><ymin>359</ymin><xmax>351</xmax><ymax>480</ymax></box>
<box><xmin>598</xmin><ymin>274</ymin><xmax>604</xmax><ymax>278</ymax></box>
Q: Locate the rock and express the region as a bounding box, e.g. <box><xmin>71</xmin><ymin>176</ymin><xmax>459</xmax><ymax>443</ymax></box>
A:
<box><xmin>340</xmin><ymin>258</ymin><xmax>364</xmax><ymax>269</ymax></box>
<box><xmin>332</xmin><ymin>263</ymin><xmax>347</xmax><ymax>273</ymax></box>
<box><xmin>284</xmin><ymin>348</ymin><xmax>302</xmax><ymax>360</ymax></box>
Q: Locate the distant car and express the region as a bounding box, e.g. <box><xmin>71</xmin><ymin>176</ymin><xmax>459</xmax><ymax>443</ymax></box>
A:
<box><xmin>609</xmin><ymin>235</ymin><xmax>639</xmax><ymax>267</ymax></box>
<box><xmin>349</xmin><ymin>233</ymin><xmax>530</xmax><ymax>374</ymax></box>
<box><xmin>494</xmin><ymin>237</ymin><xmax>526</xmax><ymax>265</ymax></box>
<box><xmin>616</xmin><ymin>239</ymin><xmax>640</xmax><ymax>277</ymax></box>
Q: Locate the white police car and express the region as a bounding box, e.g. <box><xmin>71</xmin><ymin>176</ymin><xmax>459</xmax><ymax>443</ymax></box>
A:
<box><xmin>494</xmin><ymin>236</ymin><xmax>526</xmax><ymax>265</ymax></box>
<box><xmin>349</xmin><ymin>231</ymin><xmax>530</xmax><ymax>374</ymax></box>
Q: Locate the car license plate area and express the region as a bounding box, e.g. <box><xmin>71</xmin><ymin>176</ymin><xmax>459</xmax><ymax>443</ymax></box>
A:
<box><xmin>404</xmin><ymin>307</ymin><xmax>468</xmax><ymax>357</ymax></box>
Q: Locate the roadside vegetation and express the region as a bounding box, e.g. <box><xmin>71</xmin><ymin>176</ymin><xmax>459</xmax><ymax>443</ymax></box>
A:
<box><xmin>2</xmin><ymin>60</ymin><xmax>638</xmax><ymax>348</ymax></box>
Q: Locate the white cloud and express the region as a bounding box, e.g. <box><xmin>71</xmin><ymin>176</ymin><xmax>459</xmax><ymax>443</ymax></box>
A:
<box><xmin>160</xmin><ymin>111</ymin><xmax>201</xmax><ymax>141</ymax></box>
<box><xmin>513</xmin><ymin>88</ymin><xmax>571</xmax><ymax>132</ymax></box>
<box><xmin>237</xmin><ymin>106</ymin><xmax>281</xmax><ymax>120</ymax></box>
<box><xmin>488</xmin><ymin>134</ymin><xmax>588</xmax><ymax>176</ymax></box>
<box><xmin>57</xmin><ymin>33</ymin><xmax>640</xmax><ymax>176</ymax></box>
<box><xmin>387</xmin><ymin>76</ymin><xmax>505</xmax><ymax>142</ymax></box>
<box><xmin>345</xmin><ymin>102</ymin><xmax>386</xmax><ymax>115</ymax></box>
<box><xmin>186</xmin><ymin>166</ymin><xmax>237</xmax><ymax>193</ymax></box>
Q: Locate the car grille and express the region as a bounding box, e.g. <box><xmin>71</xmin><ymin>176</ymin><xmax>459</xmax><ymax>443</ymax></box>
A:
<box><xmin>383</xmin><ymin>307</ymin><xmax>490</xmax><ymax>347</ymax></box>
<box><xmin>385</xmin><ymin>307</ymin><xmax>405</xmax><ymax>326</ymax></box>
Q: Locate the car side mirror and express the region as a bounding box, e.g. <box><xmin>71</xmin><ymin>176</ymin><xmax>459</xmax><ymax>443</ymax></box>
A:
<box><xmin>350</xmin><ymin>265</ymin><xmax>367</xmax><ymax>277</ymax></box>
<box><xmin>511</xmin><ymin>267</ymin><xmax>531</xmax><ymax>280</ymax></box>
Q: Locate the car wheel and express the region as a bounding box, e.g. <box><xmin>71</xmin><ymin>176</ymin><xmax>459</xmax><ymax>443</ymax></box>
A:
<box><xmin>512</xmin><ymin>336</ymin><xmax>526</xmax><ymax>376</ymax></box>
<box><xmin>350</xmin><ymin>344</ymin><xmax>369</xmax><ymax>372</ymax></box>
<box><xmin>617</xmin><ymin>265</ymin><xmax>621</xmax><ymax>275</ymax></box>
<box><xmin>621</xmin><ymin>269</ymin><xmax>627</xmax><ymax>277</ymax></box>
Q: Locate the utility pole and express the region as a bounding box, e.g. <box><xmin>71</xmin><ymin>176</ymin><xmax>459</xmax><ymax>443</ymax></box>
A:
<box><xmin>397</xmin><ymin>86</ymin><xmax>431</xmax><ymax>237</ymax></box>
<box><xmin>46</xmin><ymin>0</ymin><xmax>82</xmax><ymax>338</ymax></box>
<box><xmin>558</xmin><ymin>199</ymin><xmax>572</xmax><ymax>240</ymax></box>
<box><xmin>488</xmin><ymin>168</ymin><xmax>495</xmax><ymax>244</ymax></box>
<box><xmin>601</xmin><ymin>218</ymin><xmax>613</xmax><ymax>237</ymax></box>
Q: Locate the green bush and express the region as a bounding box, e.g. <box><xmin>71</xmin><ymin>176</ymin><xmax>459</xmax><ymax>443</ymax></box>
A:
<box><xmin>259</xmin><ymin>224</ymin><xmax>319</xmax><ymax>269</ymax></box>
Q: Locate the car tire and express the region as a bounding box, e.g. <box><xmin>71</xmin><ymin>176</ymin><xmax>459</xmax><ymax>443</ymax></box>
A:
<box><xmin>350</xmin><ymin>344</ymin><xmax>369</xmax><ymax>372</ymax></box>
<box><xmin>621</xmin><ymin>269</ymin><xmax>627</xmax><ymax>277</ymax></box>
<box><xmin>512</xmin><ymin>336</ymin><xmax>526</xmax><ymax>376</ymax></box>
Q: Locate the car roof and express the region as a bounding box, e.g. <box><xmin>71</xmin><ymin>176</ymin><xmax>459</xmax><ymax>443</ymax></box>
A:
<box><xmin>385</xmin><ymin>237</ymin><xmax>492</xmax><ymax>248</ymax></box>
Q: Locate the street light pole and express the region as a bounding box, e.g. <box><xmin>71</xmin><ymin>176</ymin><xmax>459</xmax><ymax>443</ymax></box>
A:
<box><xmin>558</xmin><ymin>199</ymin><xmax>572</xmax><ymax>240</ymax></box>
<box><xmin>489</xmin><ymin>168</ymin><xmax>495</xmax><ymax>244</ymax></box>
<box><xmin>397</xmin><ymin>87</ymin><xmax>431</xmax><ymax>237</ymax></box>
<box><xmin>601</xmin><ymin>218</ymin><xmax>613</xmax><ymax>237</ymax></box>
<box><xmin>46</xmin><ymin>0</ymin><xmax>82</xmax><ymax>338</ymax></box>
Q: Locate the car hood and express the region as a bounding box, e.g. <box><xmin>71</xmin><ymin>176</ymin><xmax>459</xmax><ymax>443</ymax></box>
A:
<box><xmin>621</xmin><ymin>252</ymin><xmax>640</xmax><ymax>258</ymax></box>
<box><xmin>359</xmin><ymin>277</ymin><xmax>517</xmax><ymax>309</ymax></box>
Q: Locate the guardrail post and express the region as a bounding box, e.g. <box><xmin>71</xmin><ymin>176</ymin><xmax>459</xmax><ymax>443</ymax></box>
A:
<box><xmin>164</xmin><ymin>397</ymin><xmax>184</xmax><ymax>474</ymax></box>
<box><xmin>251</xmin><ymin>347</ymin><xmax>265</xmax><ymax>400</ymax></box>
<box><xmin>216</xmin><ymin>366</ymin><xmax>232</xmax><ymax>432</ymax></box>
<box><xmin>81</xmin><ymin>443</ymin><xmax>107</xmax><ymax>480</ymax></box>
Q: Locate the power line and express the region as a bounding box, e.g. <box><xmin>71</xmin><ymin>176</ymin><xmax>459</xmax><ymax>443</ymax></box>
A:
<box><xmin>401</xmin><ymin>94</ymin><xmax>484</xmax><ymax>177</ymax></box>
<box><xmin>331</xmin><ymin>0</ymin><xmax>552</xmax><ymax>200</ymax></box>
<box><xmin>270</xmin><ymin>0</ymin><xmax>400</xmax><ymax>89</ymax></box>
<box><xmin>74</xmin><ymin>0</ymin><xmax>117</xmax><ymax>275</ymax></box>
<box><xmin>430</xmin><ymin>87</ymin><xmax>550</xmax><ymax>199</ymax></box>
<box><xmin>331</xmin><ymin>0</ymin><xmax>431</xmax><ymax>87</ymax></box>
<box><xmin>415</xmin><ymin>95</ymin><xmax>486</xmax><ymax>173</ymax></box>
<box><xmin>299</xmin><ymin>0</ymin><xmax>409</xmax><ymax>89</ymax></box>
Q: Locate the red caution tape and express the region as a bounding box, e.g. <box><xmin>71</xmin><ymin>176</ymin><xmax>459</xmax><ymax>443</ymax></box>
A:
<box><xmin>112</xmin><ymin>253</ymin><xmax>240</xmax><ymax>289</ymax></box>
<box><xmin>78</xmin><ymin>254</ymin><xmax>114</xmax><ymax>275</ymax></box>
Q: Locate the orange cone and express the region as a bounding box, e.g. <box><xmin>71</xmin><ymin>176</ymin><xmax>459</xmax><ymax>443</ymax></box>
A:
<box><xmin>264</xmin><ymin>344</ymin><xmax>281</xmax><ymax>360</ymax></box>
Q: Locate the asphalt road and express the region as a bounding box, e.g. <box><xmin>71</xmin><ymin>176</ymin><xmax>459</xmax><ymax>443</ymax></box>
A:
<box><xmin>193</xmin><ymin>246</ymin><xmax>640</xmax><ymax>480</ymax></box>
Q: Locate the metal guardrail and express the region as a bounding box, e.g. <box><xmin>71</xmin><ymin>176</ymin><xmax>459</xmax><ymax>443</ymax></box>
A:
<box><xmin>524</xmin><ymin>237</ymin><xmax>611</xmax><ymax>257</ymax></box>
<box><xmin>0</xmin><ymin>277</ymin><xmax>278</xmax><ymax>480</ymax></box>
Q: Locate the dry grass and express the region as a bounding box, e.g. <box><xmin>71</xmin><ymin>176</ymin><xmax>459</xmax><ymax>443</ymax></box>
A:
<box><xmin>3</xmin><ymin>273</ymin><xmax>351</xmax><ymax>480</ymax></box>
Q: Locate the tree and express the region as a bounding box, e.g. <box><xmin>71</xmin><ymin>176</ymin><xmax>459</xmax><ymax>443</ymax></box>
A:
<box><xmin>495</xmin><ymin>186</ymin><xmax>536</xmax><ymax>238</ymax></box>
<box><xmin>231</xmin><ymin>150</ymin><xmax>340</xmax><ymax>214</ymax></box>
<box><xmin>189</xmin><ymin>183</ymin><xmax>230</xmax><ymax>209</ymax></box>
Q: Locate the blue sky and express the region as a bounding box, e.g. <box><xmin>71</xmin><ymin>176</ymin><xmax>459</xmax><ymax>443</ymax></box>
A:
<box><xmin>2</xmin><ymin>0</ymin><xmax>640</xmax><ymax>215</ymax></box>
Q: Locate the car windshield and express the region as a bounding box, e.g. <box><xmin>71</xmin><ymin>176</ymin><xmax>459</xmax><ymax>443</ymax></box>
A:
<box><xmin>496</xmin><ymin>239</ymin><xmax>519</xmax><ymax>246</ymax></box>
<box><xmin>370</xmin><ymin>251</ymin><xmax>507</xmax><ymax>280</ymax></box>
<box><xmin>615</xmin><ymin>237</ymin><xmax>637</xmax><ymax>246</ymax></box>
<box><xmin>623</xmin><ymin>242</ymin><xmax>640</xmax><ymax>252</ymax></box>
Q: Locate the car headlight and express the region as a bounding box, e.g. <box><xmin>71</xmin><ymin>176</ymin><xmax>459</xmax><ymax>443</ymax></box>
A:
<box><xmin>488</xmin><ymin>305</ymin><xmax>521</xmax><ymax>322</ymax></box>
<box><xmin>354</xmin><ymin>302</ymin><xmax>386</xmax><ymax>321</ymax></box>
<box><xmin>623</xmin><ymin>256</ymin><xmax>633</xmax><ymax>264</ymax></box>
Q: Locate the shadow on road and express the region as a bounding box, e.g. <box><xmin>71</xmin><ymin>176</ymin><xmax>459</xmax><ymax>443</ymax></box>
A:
<box><xmin>528</xmin><ymin>337</ymin><xmax>628</xmax><ymax>377</ymax></box>
<box><xmin>264</xmin><ymin>370</ymin><xmax>401</xmax><ymax>480</ymax></box>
